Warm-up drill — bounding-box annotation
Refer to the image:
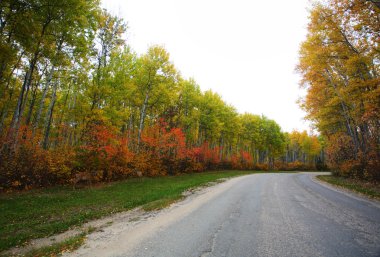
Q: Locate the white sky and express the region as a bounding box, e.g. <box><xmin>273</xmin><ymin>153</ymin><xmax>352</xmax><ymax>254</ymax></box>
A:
<box><xmin>102</xmin><ymin>0</ymin><xmax>312</xmax><ymax>133</ymax></box>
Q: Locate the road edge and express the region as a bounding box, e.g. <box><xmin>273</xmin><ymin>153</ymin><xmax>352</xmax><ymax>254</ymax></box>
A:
<box><xmin>1</xmin><ymin>175</ymin><xmax>250</xmax><ymax>257</ymax></box>
<box><xmin>312</xmin><ymin>174</ymin><xmax>380</xmax><ymax>208</ymax></box>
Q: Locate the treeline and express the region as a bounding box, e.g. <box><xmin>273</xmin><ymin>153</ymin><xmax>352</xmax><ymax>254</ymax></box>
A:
<box><xmin>0</xmin><ymin>0</ymin><xmax>324</xmax><ymax>190</ymax></box>
<box><xmin>298</xmin><ymin>0</ymin><xmax>379</xmax><ymax>181</ymax></box>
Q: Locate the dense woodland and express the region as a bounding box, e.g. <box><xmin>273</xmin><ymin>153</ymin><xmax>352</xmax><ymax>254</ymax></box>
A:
<box><xmin>1</xmin><ymin>0</ymin><xmax>361</xmax><ymax>191</ymax></box>
<box><xmin>298</xmin><ymin>0</ymin><xmax>379</xmax><ymax>181</ymax></box>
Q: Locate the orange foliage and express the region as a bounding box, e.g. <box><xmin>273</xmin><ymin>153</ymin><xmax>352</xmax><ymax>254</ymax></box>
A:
<box><xmin>0</xmin><ymin>126</ymin><xmax>73</xmax><ymax>190</ymax></box>
<box><xmin>327</xmin><ymin>133</ymin><xmax>380</xmax><ymax>180</ymax></box>
<box><xmin>230</xmin><ymin>151</ymin><xmax>254</xmax><ymax>170</ymax></box>
<box><xmin>2</xmin><ymin>120</ymin><xmax>324</xmax><ymax>191</ymax></box>
<box><xmin>192</xmin><ymin>143</ymin><xmax>220</xmax><ymax>169</ymax></box>
<box><xmin>76</xmin><ymin>119</ymin><xmax>134</xmax><ymax>181</ymax></box>
<box><xmin>274</xmin><ymin>161</ymin><xmax>315</xmax><ymax>171</ymax></box>
<box><xmin>139</xmin><ymin>121</ymin><xmax>202</xmax><ymax>175</ymax></box>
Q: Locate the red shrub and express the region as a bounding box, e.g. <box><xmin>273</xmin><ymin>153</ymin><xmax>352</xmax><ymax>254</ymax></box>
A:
<box><xmin>0</xmin><ymin>126</ymin><xmax>72</xmax><ymax>190</ymax></box>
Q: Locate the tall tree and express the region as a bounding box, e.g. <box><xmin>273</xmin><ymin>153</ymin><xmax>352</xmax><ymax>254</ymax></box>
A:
<box><xmin>298</xmin><ymin>0</ymin><xmax>379</xmax><ymax>179</ymax></box>
<box><xmin>134</xmin><ymin>46</ymin><xmax>178</xmax><ymax>146</ymax></box>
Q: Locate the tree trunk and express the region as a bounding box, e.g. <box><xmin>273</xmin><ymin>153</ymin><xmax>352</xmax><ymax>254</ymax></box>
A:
<box><xmin>42</xmin><ymin>80</ymin><xmax>58</xmax><ymax>149</ymax></box>
<box><xmin>9</xmin><ymin>67</ymin><xmax>31</xmax><ymax>134</ymax></box>
<box><xmin>25</xmin><ymin>84</ymin><xmax>38</xmax><ymax>126</ymax></box>
<box><xmin>219</xmin><ymin>135</ymin><xmax>224</xmax><ymax>161</ymax></box>
<box><xmin>9</xmin><ymin>52</ymin><xmax>42</xmax><ymax>147</ymax></box>
<box><xmin>325</xmin><ymin>68</ymin><xmax>359</xmax><ymax>156</ymax></box>
<box><xmin>34</xmin><ymin>65</ymin><xmax>54</xmax><ymax>131</ymax></box>
<box><xmin>0</xmin><ymin>106</ymin><xmax>9</xmax><ymax>135</ymax></box>
<box><xmin>137</xmin><ymin>85</ymin><xmax>151</xmax><ymax>147</ymax></box>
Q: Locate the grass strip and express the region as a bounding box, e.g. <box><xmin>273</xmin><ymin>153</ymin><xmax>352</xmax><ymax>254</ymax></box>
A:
<box><xmin>0</xmin><ymin>170</ymin><xmax>253</xmax><ymax>252</ymax></box>
<box><xmin>23</xmin><ymin>233</ymin><xmax>87</xmax><ymax>257</ymax></box>
<box><xmin>317</xmin><ymin>175</ymin><xmax>380</xmax><ymax>200</ymax></box>
<box><xmin>142</xmin><ymin>196</ymin><xmax>184</xmax><ymax>211</ymax></box>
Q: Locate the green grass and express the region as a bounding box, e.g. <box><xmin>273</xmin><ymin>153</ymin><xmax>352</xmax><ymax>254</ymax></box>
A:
<box><xmin>0</xmin><ymin>170</ymin><xmax>254</xmax><ymax>252</ymax></box>
<box><xmin>23</xmin><ymin>233</ymin><xmax>87</xmax><ymax>257</ymax></box>
<box><xmin>317</xmin><ymin>175</ymin><xmax>380</xmax><ymax>199</ymax></box>
<box><xmin>142</xmin><ymin>196</ymin><xmax>184</xmax><ymax>211</ymax></box>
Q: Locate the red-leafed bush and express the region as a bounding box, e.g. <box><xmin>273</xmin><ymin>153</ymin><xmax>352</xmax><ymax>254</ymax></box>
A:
<box><xmin>192</xmin><ymin>143</ymin><xmax>220</xmax><ymax>170</ymax></box>
<box><xmin>76</xmin><ymin>124</ymin><xmax>135</xmax><ymax>179</ymax></box>
<box><xmin>324</xmin><ymin>133</ymin><xmax>380</xmax><ymax>181</ymax></box>
<box><xmin>230</xmin><ymin>151</ymin><xmax>254</xmax><ymax>170</ymax></box>
<box><xmin>108</xmin><ymin>137</ymin><xmax>135</xmax><ymax>179</ymax></box>
<box><xmin>274</xmin><ymin>161</ymin><xmax>315</xmax><ymax>171</ymax></box>
<box><xmin>0</xmin><ymin>126</ymin><xmax>72</xmax><ymax>190</ymax></box>
<box><xmin>254</xmin><ymin>163</ymin><xmax>269</xmax><ymax>171</ymax></box>
<box><xmin>75</xmin><ymin>119</ymin><xmax>122</xmax><ymax>181</ymax></box>
<box><xmin>139</xmin><ymin>122</ymin><xmax>198</xmax><ymax>175</ymax></box>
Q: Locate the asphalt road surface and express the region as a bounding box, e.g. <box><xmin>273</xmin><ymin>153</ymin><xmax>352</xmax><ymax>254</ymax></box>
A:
<box><xmin>71</xmin><ymin>173</ymin><xmax>380</xmax><ymax>257</ymax></box>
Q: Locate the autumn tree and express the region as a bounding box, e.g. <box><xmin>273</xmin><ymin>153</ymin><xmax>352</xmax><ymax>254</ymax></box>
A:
<box><xmin>133</xmin><ymin>46</ymin><xmax>179</xmax><ymax>147</ymax></box>
<box><xmin>0</xmin><ymin>0</ymin><xmax>327</xmax><ymax>190</ymax></box>
<box><xmin>298</xmin><ymin>0</ymin><xmax>379</xmax><ymax>179</ymax></box>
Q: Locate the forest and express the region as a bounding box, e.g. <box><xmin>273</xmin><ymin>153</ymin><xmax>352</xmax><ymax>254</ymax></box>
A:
<box><xmin>0</xmin><ymin>0</ymin><xmax>377</xmax><ymax>191</ymax></box>
<box><xmin>298</xmin><ymin>0</ymin><xmax>379</xmax><ymax>181</ymax></box>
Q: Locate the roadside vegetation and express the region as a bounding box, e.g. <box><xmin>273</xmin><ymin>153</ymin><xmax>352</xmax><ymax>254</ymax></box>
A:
<box><xmin>22</xmin><ymin>233</ymin><xmax>87</xmax><ymax>257</ymax></box>
<box><xmin>0</xmin><ymin>170</ymin><xmax>254</xmax><ymax>252</ymax></box>
<box><xmin>317</xmin><ymin>175</ymin><xmax>380</xmax><ymax>200</ymax></box>
<box><xmin>0</xmin><ymin>0</ymin><xmax>378</xmax><ymax>253</ymax></box>
<box><xmin>0</xmin><ymin>1</ymin><xmax>325</xmax><ymax>192</ymax></box>
<box><xmin>298</xmin><ymin>0</ymin><xmax>379</xmax><ymax>181</ymax></box>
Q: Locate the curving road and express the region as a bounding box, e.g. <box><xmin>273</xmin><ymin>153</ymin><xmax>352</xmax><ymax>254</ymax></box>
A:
<box><xmin>70</xmin><ymin>173</ymin><xmax>380</xmax><ymax>257</ymax></box>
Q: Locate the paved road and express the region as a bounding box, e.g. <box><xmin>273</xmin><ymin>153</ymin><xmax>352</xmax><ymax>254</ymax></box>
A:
<box><xmin>74</xmin><ymin>173</ymin><xmax>380</xmax><ymax>257</ymax></box>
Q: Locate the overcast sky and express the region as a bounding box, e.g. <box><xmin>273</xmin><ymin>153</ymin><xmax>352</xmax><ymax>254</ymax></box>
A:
<box><xmin>101</xmin><ymin>0</ymin><xmax>312</xmax><ymax>133</ymax></box>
